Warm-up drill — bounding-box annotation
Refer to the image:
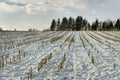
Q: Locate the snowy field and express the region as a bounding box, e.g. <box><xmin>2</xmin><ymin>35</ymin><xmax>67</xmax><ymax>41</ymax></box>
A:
<box><xmin>0</xmin><ymin>31</ymin><xmax>120</xmax><ymax>80</ymax></box>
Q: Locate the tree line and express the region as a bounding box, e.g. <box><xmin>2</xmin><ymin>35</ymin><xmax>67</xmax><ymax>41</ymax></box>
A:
<box><xmin>0</xmin><ymin>28</ymin><xmax>39</xmax><ymax>32</ymax></box>
<box><xmin>50</xmin><ymin>16</ymin><xmax>120</xmax><ymax>31</ymax></box>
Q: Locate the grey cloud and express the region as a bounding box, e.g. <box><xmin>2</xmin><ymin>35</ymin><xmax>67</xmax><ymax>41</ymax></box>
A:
<box><xmin>0</xmin><ymin>0</ymin><xmax>88</xmax><ymax>14</ymax></box>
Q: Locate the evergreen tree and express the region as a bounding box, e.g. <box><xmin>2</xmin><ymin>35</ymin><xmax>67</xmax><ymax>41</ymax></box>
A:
<box><xmin>50</xmin><ymin>19</ymin><xmax>56</xmax><ymax>31</ymax></box>
<box><xmin>61</xmin><ymin>17</ymin><xmax>68</xmax><ymax>30</ymax></box>
<box><xmin>57</xmin><ymin>18</ymin><xmax>61</xmax><ymax>30</ymax></box>
<box><xmin>91</xmin><ymin>22</ymin><xmax>96</xmax><ymax>30</ymax></box>
<box><xmin>95</xmin><ymin>19</ymin><xmax>99</xmax><ymax>30</ymax></box>
<box><xmin>68</xmin><ymin>17</ymin><xmax>73</xmax><ymax>30</ymax></box>
<box><xmin>92</xmin><ymin>19</ymin><xmax>99</xmax><ymax>30</ymax></box>
<box><xmin>75</xmin><ymin>16</ymin><xmax>83</xmax><ymax>31</ymax></box>
<box><xmin>102</xmin><ymin>22</ymin><xmax>106</xmax><ymax>30</ymax></box>
<box><xmin>115</xmin><ymin>19</ymin><xmax>120</xmax><ymax>30</ymax></box>
<box><xmin>109</xmin><ymin>21</ymin><xmax>114</xmax><ymax>30</ymax></box>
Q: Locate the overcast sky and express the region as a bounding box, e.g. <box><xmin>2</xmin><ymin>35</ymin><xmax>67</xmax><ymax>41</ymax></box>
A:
<box><xmin>0</xmin><ymin>0</ymin><xmax>120</xmax><ymax>30</ymax></box>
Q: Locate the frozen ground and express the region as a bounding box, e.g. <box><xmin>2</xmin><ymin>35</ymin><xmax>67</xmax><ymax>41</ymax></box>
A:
<box><xmin>0</xmin><ymin>31</ymin><xmax>120</xmax><ymax>80</ymax></box>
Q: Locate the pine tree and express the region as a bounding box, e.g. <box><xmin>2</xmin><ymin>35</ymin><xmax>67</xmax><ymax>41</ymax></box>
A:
<box><xmin>115</xmin><ymin>19</ymin><xmax>120</xmax><ymax>30</ymax></box>
<box><xmin>57</xmin><ymin>18</ymin><xmax>61</xmax><ymax>30</ymax></box>
<box><xmin>102</xmin><ymin>22</ymin><xmax>107</xmax><ymax>30</ymax></box>
<box><xmin>50</xmin><ymin>19</ymin><xmax>56</xmax><ymax>31</ymax></box>
<box><xmin>109</xmin><ymin>21</ymin><xmax>114</xmax><ymax>30</ymax></box>
<box><xmin>95</xmin><ymin>19</ymin><xmax>99</xmax><ymax>30</ymax></box>
<box><xmin>75</xmin><ymin>16</ymin><xmax>83</xmax><ymax>31</ymax></box>
<box><xmin>68</xmin><ymin>17</ymin><xmax>73</xmax><ymax>30</ymax></box>
<box><xmin>92</xmin><ymin>19</ymin><xmax>99</xmax><ymax>30</ymax></box>
<box><xmin>61</xmin><ymin>17</ymin><xmax>68</xmax><ymax>30</ymax></box>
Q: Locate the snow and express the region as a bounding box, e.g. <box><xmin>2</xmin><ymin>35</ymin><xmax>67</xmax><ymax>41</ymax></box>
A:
<box><xmin>0</xmin><ymin>31</ymin><xmax>120</xmax><ymax>80</ymax></box>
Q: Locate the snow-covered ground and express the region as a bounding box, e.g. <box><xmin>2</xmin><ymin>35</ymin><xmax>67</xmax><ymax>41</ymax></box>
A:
<box><xmin>0</xmin><ymin>31</ymin><xmax>120</xmax><ymax>80</ymax></box>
